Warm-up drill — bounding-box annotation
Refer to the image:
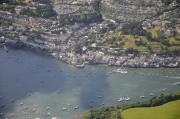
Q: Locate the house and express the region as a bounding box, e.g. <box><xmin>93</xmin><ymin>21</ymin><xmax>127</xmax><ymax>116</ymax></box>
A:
<box><xmin>15</xmin><ymin>5</ymin><xmax>23</xmax><ymax>14</ymax></box>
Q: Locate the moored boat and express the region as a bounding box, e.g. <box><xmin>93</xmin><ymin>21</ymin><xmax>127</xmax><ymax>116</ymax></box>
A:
<box><xmin>113</xmin><ymin>68</ymin><xmax>128</xmax><ymax>74</ymax></box>
<box><xmin>140</xmin><ymin>96</ymin><xmax>146</xmax><ymax>98</ymax></box>
<box><xmin>62</xmin><ymin>107</ymin><xmax>68</xmax><ymax>111</ymax></box>
<box><xmin>75</xmin><ymin>63</ymin><xmax>85</xmax><ymax>68</ymax></box>
<box><xmin>117</xmin><ymin>97</ymin><xmax>131</xmax><ymax>102</ymax></box>
<box><xmin>73</xmin><ymin>106</ymin><xmax>79</xmax><ymax>110</ymax></box>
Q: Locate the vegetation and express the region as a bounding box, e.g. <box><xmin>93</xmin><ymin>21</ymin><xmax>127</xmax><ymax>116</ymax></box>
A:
<box><xmin>81</xmin><ymin>92</ymin><xmax>180</xmax><ymax>119</ymax></box>
<box><xmin>122</xmin><ymin>100</ymin><xmax>180</xmax><ymax>119</ymax></box>
<box><xmin>0</xmin><ymin>0</ymin><xmax>57</xmax><ymax>18</ymax></box>
<box><xmin>20</xmin><ymin>4</ymin><xmax>57</xmax><ymax>18</ymax></box>
<box><xmin>92</xmin><ymin>0</ymin><xmax>101</xmax><ymax>12</ymax></box>
<box><xmin>101</xmin><ymin>8</ymin><xmax>117</xmax><ymax>20</ymax></box>
<box><xmin>0</xmin><ymin>3</ymin><xmax>15</xmax><ymax>13</ymax></box>
<box><xmin>59</xmin><ymin>13</ymin><xmax>102</xmax><ymax>26</ymax></box>
<box><xmin>98</xmin><ymin>29</ymin><xmax>180</xmax><ymax>55</ymax></box>
<box><xmin>1</xmin><ymin>0</ymin><xmax>179</xmax><ymax>56</ymax></box>
<box><xmin>73</xmin><ymin>43</ymin><xmax>83</xmax><ymax>54</ymax></box>
<box><xmin>8</xmin><ymin>0</ymin><xmax>31</xmax><ymax>5</ymax></box>
<box><xmin>161</xmin><ymin>0</ymin><xmax>179</xmax><ymax>5</ymax></box>
<box><xmin>121</xmin><ymin>22</ymin><xmax>146</xmax><ymax>36</ymax></box>
<box><xmin>82</xmin><ymin>106</ymin><xmax>122</xmax><ymax>119</ymax></box>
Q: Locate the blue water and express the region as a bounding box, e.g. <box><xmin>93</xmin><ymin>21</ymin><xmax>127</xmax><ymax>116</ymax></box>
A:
<box><xmin>0</xmin><ymin>48</ymin><xmax>180</xmax><ymax>119</ymax></box>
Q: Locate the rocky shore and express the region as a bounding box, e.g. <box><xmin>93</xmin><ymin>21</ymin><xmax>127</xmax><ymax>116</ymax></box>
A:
<box><xmin>51</xmin><ymin>50</ymin><xmax>180</xmax><ymax>68</ymax></box>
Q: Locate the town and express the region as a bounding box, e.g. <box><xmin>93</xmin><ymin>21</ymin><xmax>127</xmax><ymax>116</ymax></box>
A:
<box><xmin>0</xmin><ymin>0</ymin><xmax>179</xmax><ymax>68</ymax></box>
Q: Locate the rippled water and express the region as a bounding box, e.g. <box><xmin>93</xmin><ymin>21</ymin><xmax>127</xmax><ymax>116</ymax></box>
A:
<box><xmin>0</xmin><ymin>48</ymin><xmax>180</xmax><ymax>119</ymax></box>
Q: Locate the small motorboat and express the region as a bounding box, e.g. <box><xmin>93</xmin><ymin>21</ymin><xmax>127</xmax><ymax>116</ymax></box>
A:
<box><xmin>117</xmin><ymin>97</ymin><xmax>124</xmax><ymax>102</ymax></box>
<box><xmin>124</xmin><ymin>97</ymin><xmax>131</xmax><ymax>101</ymax></box>
<box><xmin>98</xmin><ymin>96</ymin><xmax>103</xmax><ymax>98</ymax></box>
<box><xmin>113</xmin><ymin>68</ymin><xmax>128</xmax><ymax>74</ymax></box>
<box><xmin>62</xmin><ymin>107</ymin><xmax>68</xmax><ymax>111</ymax></box>
<box><xmin>20</xmin><ymin>102</ymin><xmax>24</xmax><ymax>106</ymax></box>
<box><xmin>46</xmin><ymin>106</ymin><xmax>50</xmax><ymax>110</ymax></box>
<box><xmin>52</xmin><ymin>117</ymin><xmax>57</xmax><ymax>119</ymax></box>
<box><xmin>140</xmin><ymin>96</ymin><xmax>146</xmax><ymax>98</ymax></box>
<box><xmin>101</xmin><ymin>103</ymin><xmax>105</xmax><ymax>106</ymax></box>
<box><xmin>47</xmin><ymin>112</ymin><xmax>51</xmax><ymax>116</ymax></box>
<box><xmin>75</xmin><ymin>63</ymin><xmax>85</xmax><ymax>68</ymax></box>
<box><xmin>149</xmin><ymin>93</ymin><xmax>154</xmax><ymax>96</ymax></box>
<box><xmin>73</xmin><ymin>106</ymin><xmax>79</xmax><ymax>110</ymax></box>
<box><xmin>172</xmin><ymin>82</ymin><xmax>180</xmax><ymax>86</ymax></box>
<box><xmin>160</xmin><ymin>88</ymin><xmax>168</xmax><ymax>91</ymax></box>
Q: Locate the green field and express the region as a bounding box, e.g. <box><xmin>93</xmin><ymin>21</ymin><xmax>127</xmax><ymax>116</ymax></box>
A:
<box><xmin>122</xmin><ymin>100</ymin><xmax>180</xmax><ymax>119</ymax></box>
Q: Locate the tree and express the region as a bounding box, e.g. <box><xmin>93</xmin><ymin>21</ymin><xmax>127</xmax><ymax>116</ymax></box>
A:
<box><xmin>73</xmin><ymin>43</ymin><xmax>82</xmax><ymax>54</ymax></box>
<box><xmin>125</xmin><ymin>48</ymin><xmax>139</xmax><ymax>54</ymax></box>
<box><xmin>161</xmin><ymin>0</ymin><xmax>174</xmax><ymax>5</ymax></box>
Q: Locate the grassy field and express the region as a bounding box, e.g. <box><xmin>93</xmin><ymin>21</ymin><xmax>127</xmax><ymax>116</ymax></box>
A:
<box><xmin>122</xmin><ymin>100</ymin><xmax>180</xmax><ymax>119</ymax></box>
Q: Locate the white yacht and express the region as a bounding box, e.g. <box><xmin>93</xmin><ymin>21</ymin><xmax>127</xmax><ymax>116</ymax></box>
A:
<box><xmin>113</xmin><ymin>68</ymin><xmax>128</xmax><ymax>74</ymax></box>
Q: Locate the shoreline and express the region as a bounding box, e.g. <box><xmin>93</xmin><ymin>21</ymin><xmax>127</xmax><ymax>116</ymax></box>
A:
<box><xmin>2</xmin><ymin>40</ymin><xmax>180</xmax><ymax>68</ymax></box>
<box><xmin>81</xmin><ymin>92</ymin><xmax>180</xmax><ymax>119</ymax></box>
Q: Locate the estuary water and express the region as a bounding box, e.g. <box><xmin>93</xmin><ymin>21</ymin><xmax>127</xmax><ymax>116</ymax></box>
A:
<box><xmin>0</xmin><ymin>48</ymin><xmax>180</xmax><ymax>119</ymax></box>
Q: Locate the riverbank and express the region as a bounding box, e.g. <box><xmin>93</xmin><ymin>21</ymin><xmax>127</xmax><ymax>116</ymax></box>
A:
<box><xmin>122</xmin><ymin>100</ymin><xmax>180</xmax><ymax>119</ymax></box>
<box><xmin>3</xmin><ymin>39</ymin><xmax>180</xmax><ymax>68</ymax></box>
<box><xmin>81</xmin><ymin>92</ymin><xmax>180</xmax><ymax>119</ymax></box>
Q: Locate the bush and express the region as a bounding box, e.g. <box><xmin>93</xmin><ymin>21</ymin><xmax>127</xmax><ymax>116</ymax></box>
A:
<box><xmin>160</xmin><ymin>39</ymin><xmax>171</xmax><ymax>46</ymax></box>
<box><xmin>135</xmin><ymin>39</ymin><xmax>146</xmax><ymax>46</ymax></box>
<box><xmin>121</xmin><ymin>22</ymin><xmax>146</xmax><ymax>36</ymax></box>
<box><xmin>125</xmin><ymin>48</ymin><xmax>139</xmax><ymax>54</ymax></box>
<box><xmin>81</xmin><ymin>92</ymin><xmax>180</xmax><ymax>119</ymax></box>
<box><xmin>161</xmin><ymin>0</ymin><xmax>174</xmax><ymax>5</ymax></box>
<box><xmin>21</xmin><ymin>4</ymin><xmax>57</xmax><ymax>18</ymax></box>
<box><xmin>59</xmin><ymin>13</ymin><xmax>102</xmax><ymax>26</ymax></box>
<box><xmin>73</xmin><ymin>43</ymin><xmax>82</xmax><ymax>54</ymax></box>
<box><xmin>146</xmin><ymin>29</ymin><xmax>163</xmax><ymax>41</ymax></box>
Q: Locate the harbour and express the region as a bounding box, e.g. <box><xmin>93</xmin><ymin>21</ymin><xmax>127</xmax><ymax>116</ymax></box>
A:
<box><xmin>0</xmin><ymin>48</ymin><xmax>180</xmax><ymax>119</ymax></box>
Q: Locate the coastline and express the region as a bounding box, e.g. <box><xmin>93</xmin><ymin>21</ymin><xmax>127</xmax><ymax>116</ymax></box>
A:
<box><xmin>2</xmin><ymin>40</ymin><xmax>180</xmax><ymax>68</ymax></box>
<box><xmin>81</xmin><ymin>92</ymin><xmax>180</xmax><ymax>119</ymax></box>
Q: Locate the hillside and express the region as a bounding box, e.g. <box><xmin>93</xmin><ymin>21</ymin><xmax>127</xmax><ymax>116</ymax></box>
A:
<box><xmin>0</xmin><ymin>0</ymin><xmax>180</xmax><ymax>67</ymax></box>
<box><xmin>81</xmin><ymin>92</ymin><xmax>180</xmax><ymax>119</ymax></box>
<box><xmin>122</xmin><ymin>100</ymin><xmax>180</xmax><ymax>119</ymax></box>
